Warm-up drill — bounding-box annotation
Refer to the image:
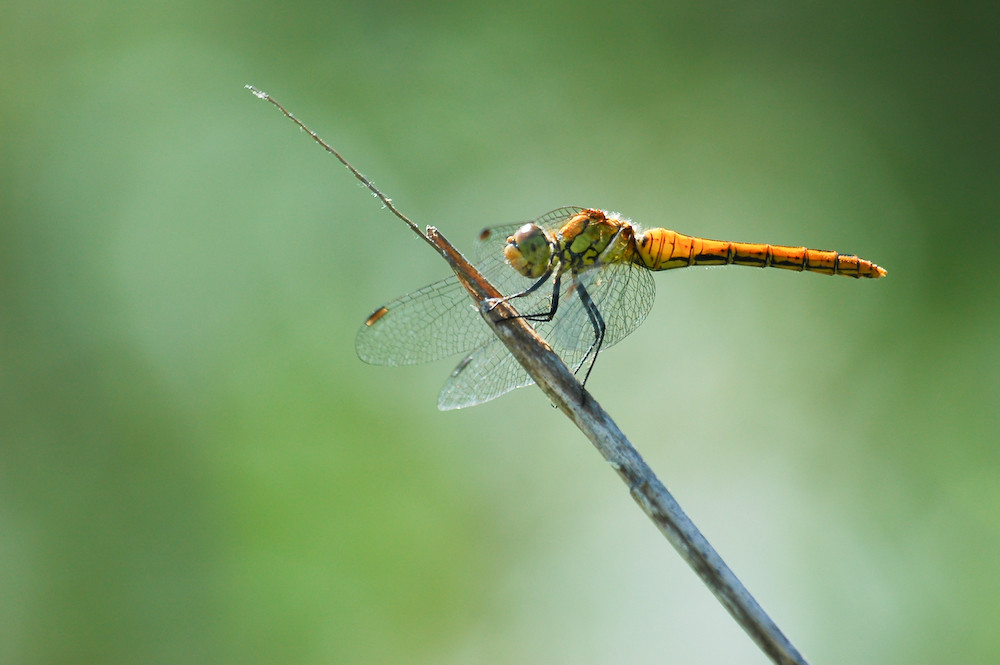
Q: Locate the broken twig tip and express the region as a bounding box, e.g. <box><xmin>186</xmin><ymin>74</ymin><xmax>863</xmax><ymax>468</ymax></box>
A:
<box><xmin>245</xmin><ymin>84</ymin><xmax>269</xmax><ymax>100</ymax></box>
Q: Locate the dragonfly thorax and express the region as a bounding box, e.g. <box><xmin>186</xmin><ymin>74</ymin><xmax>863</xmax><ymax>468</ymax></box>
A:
<box><xmin>555</xmin><ymin>209</ymin><xmax>633</xmax><ymax>272</ymax></box>
<box><xmin>504</xmin><ymin>223</ymin><xmax>555</xmax><ymax>279</ymax></box>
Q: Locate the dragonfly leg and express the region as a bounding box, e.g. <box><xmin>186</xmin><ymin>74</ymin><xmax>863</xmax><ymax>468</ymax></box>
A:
<box><xmin>488</xmin><ymin>271</ymin><xmax>563</xmax><ymax>324</ymax></box>
<box><xmin>485</xmin><ymin>269</ymin><xmax>552</xmax><ymax>311</ymax></box>
<box><xmin>519</xmin><ymin>272</ymin><xmax>562</xmax><ymax>323</ymax></box>
<box><xmin>575</xmin><ymin>281</ymin><xmax>606</xmax><ymax>387</ymax></box>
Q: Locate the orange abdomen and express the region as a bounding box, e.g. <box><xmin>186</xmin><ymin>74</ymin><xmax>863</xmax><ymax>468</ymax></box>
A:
<box><xmin>633</xmin><ymin>228</ymin><xmax>886</xmax><ymax>279</ymax></box>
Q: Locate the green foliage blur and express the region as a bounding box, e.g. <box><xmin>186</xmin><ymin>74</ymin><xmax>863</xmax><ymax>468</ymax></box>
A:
<box><xmin>2</xmin><ymin>1</ymin><xmax>997</xmax><ymax>663</ymax></box>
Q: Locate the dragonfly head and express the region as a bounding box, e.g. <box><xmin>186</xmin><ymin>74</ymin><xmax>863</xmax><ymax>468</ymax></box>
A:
<box><xmin>504</xmin><ymin>223</ymin><xmax>553</xmax><ymax>279</ymax></box>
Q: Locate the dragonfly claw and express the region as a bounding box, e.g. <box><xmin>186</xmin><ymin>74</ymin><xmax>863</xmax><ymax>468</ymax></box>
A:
<box><xmin>482</xmin><ymin>297</ymin><xmax>503</xmax><ymax>313</ymax></box>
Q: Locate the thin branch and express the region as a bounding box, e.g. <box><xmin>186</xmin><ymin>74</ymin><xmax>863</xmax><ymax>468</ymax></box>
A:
<box><xmin>245</xmin><ymin>85</ymin><xmax>435</xmax><ymax>251</ymax></box>
<box><xmin>248</xmin><ymin>85</ymin><xmax>810</xmax><ymax>665</ymax></box>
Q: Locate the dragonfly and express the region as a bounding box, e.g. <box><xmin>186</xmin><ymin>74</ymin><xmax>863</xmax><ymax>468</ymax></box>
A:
<box><xmin>357</xmin><ymin>207</ymin><xmax>886</xmax><ymax>410</ymax></box>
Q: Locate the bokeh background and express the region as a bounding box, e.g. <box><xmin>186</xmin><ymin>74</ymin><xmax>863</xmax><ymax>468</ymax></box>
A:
<box><xmin>2</xmin><ymin>1</ymin><xmax>997</xmax><ymax>663</ymax></box>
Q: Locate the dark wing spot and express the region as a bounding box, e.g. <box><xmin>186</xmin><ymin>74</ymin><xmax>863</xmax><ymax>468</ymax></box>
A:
<box><xmin>364</xmin><ymin>306</ymin><xmax>390</xmax><ymax>326</ymax></box>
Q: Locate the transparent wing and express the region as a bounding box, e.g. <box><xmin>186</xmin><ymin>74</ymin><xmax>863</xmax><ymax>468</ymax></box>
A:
<box><xmin>355</xmin><ymin>275</ymin><xmax>491</xmax><ymax>366</ymax></box>
<box><xmin>531</xmin><ymin>206</ymin><xmax>589</xmax><ymax>233</ymax></box>
<box><xmin>530</xmin><ymin>260</ymin><xmax>655</xmax><ymax>372</ymax></box>
<box><xmin>437</xmin><ymin>339</ymin><xmax>534</xmax><ymax>410</ymax></box>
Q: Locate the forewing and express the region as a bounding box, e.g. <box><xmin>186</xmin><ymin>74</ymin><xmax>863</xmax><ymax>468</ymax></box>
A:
<box><xmin>531</xmin><ymin>206</ymin><xmax>588</xmax><ymax>232</ymax></box>
<box><xmin>355</xmin><ymin>275</ymin><xmax>491</xmax><ymax>366</ymax></box>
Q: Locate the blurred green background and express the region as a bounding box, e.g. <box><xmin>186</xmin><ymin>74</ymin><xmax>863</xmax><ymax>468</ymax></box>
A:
<box><xmin>2</xmin><ymin>1</ymin><xmax>997</xmax><ymax>663</ymax></box>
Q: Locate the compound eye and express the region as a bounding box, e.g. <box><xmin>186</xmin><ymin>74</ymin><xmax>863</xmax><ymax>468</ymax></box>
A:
<box><xmin>504</xmin><ymin>224</ymin><xmax>551</xmax><ymax>278</ymax></box>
